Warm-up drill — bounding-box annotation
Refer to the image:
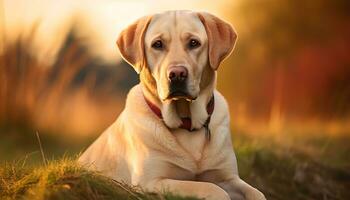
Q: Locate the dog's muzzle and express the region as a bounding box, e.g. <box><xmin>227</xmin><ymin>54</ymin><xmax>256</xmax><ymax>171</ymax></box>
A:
<box><xmin>166</xmin><ymin>65</ymin><xmax>194</xmax><ymax>101</ymax></box>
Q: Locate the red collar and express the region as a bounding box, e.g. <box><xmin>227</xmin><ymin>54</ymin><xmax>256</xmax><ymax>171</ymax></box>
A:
<box><xmin>144</xmin><ymin>95</ymin><xmax>215</xmax><ymax>134</ymax></box>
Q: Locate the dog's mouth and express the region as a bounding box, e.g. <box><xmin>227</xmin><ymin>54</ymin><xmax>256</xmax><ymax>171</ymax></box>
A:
<box><xmin>164</xmin><ymin>91</ymin><xmax>196</xmax><ymax>102</ymax></box>
<box><xmin>162</xmin><ymin>81</ymin><xmax>197</xmax><ymax>102</ymax></box>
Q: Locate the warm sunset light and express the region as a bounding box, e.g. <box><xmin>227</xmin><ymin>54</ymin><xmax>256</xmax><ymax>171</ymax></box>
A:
<box><xmin>0</xmin><ymin>1</ymin><xmax>349</xmax><ymax>200</ymax></box>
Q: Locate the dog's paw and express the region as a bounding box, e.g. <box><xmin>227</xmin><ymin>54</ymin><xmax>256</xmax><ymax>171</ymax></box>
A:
<box><xmin>213</xmin><ymin>192</ymin><xmax>231</xmax><ymax>200</ymax></box>
<box><xmin>245</xmin><ymin>188</ymin><xmax>266</xmax><ymax>200</ymax></box>
<box><xmin>205</xmin><ymin>185</ymin><xmax>231</xmax><ymax>200</ymax></box>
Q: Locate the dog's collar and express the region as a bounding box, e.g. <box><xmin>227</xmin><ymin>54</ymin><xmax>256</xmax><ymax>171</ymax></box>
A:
<box><xmin>144</xmin><ymin>95</ymin><xmax>214</xmax><ymax>140</ymax></box>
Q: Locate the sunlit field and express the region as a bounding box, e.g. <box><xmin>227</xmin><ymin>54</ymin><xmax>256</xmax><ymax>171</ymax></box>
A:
<box><xmin>0</xmin><ymin>0</ymin><xmax>349</xmax><ymax>200</ymax></box>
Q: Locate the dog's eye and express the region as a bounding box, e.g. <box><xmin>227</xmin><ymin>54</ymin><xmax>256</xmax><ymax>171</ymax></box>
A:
<box><xmin>188</xmin><ymin>39</ymin><xmax>200</xmax><ymax>49</ymax></box>
<box><xmin>152</xmin><ymin>40</ymin><xmax>163</xmax><ymax>50</ymax></box>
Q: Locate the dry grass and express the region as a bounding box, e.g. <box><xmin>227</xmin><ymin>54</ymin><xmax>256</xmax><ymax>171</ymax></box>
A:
<box><xmin>233</xmin><ymin>133</ymin><xmax>350</xmax><ymax>200</ymax></box>
<box><xmin>0</xmin><ymin>134</ymin><xmax>349</xmax><ymax>200</ymax></box>
<box><xmin>0</xmin><ymin>158</ymin><xmax>199</xmax><ymax>200</ymax></box>
<box><xmin>0</xmin><ymin>27</ymin><xmax>125</xmax><ymax>136</ymax></box>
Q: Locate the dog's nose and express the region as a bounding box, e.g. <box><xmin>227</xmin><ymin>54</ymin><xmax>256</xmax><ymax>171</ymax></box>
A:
<box><xmin>167</xmin><ymin>66</ymin><xmax>188</xmax><ymax>82</ymax></box>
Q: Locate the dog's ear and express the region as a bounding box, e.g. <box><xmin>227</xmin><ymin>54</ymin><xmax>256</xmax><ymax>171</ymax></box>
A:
<box><xmin>197</xmin><ymin>12</ymin><xmax>237</xmax><ymax>70</ymax></box>
<box><xmin>116</xmin><ymin>16</ymin><xmax>152</xmax><ymax>74</ymax></box>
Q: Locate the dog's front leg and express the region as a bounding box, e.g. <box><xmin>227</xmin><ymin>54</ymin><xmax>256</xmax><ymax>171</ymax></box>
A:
<box><xmin>146</xmin><ymin>179</ymin><xmax>230</xmax><ymax>200</ymax></box>
<box><xmin>218</xmin><ymin>175</ymin><xmax>266</xmax><ymax>200</ymax></box>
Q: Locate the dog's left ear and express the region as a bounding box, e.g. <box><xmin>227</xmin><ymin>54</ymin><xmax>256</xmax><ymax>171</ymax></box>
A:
<box><xmin>117</xmin><ymin>15</ymin><xmax>152</xmax><ymax>74</ymax></box>
<box><xmin>197</xmin><ymin>12</ymin><xmax>237</xmax><ymax>70</ymax></box>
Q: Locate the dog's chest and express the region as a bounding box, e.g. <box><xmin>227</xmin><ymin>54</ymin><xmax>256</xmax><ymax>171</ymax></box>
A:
<box><xmin>172</xmin><ymin>129</ymin><xmax>207</xmax><ymax>162</ymax></box>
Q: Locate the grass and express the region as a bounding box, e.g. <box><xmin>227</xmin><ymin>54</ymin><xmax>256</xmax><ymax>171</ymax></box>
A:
<box><xmin>0</xmin><ymin>158</ymin><xmax>199</xmax><ymax>200</ymax></box>
<box><xmin>1</xmin><ymin>133</ymin><xmax>349</xmax><ymax>200</ymax></box>
<box><xmin>234</xmin><ymin>134</ymin><xmax>350</xmax><ymax>200</ymax></box>
<box><xmin>0</xmin><ymin>27</ymin><xmax>129</xmax><ymax>137</ymax></box>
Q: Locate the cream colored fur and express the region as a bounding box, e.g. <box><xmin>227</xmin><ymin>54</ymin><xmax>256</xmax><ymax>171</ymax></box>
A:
<box><xmin>79</xmin><ymin>10</ymin><xmax>266</xmax><ymax>200</ymax></box>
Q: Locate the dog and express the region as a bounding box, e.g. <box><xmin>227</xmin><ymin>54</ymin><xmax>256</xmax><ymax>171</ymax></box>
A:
<box><xmin>79</xmin><ymin>10</ymin><xmax>266</xmax><ymax>200</ymax></box>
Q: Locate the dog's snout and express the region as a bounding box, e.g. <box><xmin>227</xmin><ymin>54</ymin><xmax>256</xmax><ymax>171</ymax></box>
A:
<box><xmin>167</xmin><ymin>66</ymin><xmax>188</xmax><ymax>82</ymax></box>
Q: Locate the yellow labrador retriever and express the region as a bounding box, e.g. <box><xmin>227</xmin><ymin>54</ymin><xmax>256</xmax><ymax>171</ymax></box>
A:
<box><xmin>79</xmin><ymin>10</ymin><xmax>266</xmax><ymax>200</ymax></box>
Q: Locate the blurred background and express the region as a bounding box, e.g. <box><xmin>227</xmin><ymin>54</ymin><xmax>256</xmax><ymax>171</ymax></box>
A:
<box><xmin>0</xmin><ymin>0</ymin><xmax>349</xmax><ymax>199</ymax></box>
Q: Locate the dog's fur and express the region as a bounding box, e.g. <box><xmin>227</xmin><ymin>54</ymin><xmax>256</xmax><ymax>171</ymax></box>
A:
<box><xmin>79</xmin><ymin>10</ymin><xmax>266</xmax><ymax>200</ymax></box>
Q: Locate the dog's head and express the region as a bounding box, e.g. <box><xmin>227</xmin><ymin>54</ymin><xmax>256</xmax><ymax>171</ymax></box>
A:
<box><xmin>117</xmin><ymin>10</ymin><xmax>236</xmax><ymax>102</ymax></box>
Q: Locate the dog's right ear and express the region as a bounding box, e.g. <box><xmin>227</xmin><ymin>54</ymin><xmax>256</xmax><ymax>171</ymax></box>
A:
<box><xmin>116</xmin><ymin>16</ymin><xmax>152</xmax><ymax>74</ymax></box>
